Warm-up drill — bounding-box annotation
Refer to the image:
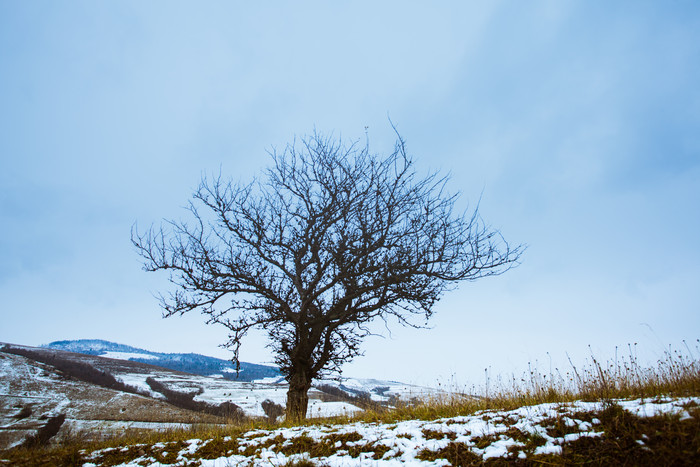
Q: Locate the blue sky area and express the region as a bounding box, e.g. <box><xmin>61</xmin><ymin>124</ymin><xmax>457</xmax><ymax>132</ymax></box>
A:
<box><xmin>1</xmin><ymin>1</ymin><xmax>699</xmax><ymax>387</ymax></box>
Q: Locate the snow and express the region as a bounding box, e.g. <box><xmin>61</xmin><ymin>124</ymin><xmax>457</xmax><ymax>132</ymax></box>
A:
<box><xmin>252</xmin><ymin>376</ymin><xmax>286</xmax><ymax>384</ymax></box>
<box><xmin>617</xmin><ymin>397</ymin><xmax>694</xmax><ymax>418</ymax></box>
<box><xmin>8</xmin><ymin>343</ymin><xmax>696</xmax><ymax>464</ymax></box>
<box><xmin>4</xmin><ymin>341</ymin><xmax>444</xmax><ymax>423</ymax></box>
<box><xmin>84</xmin><ymin>395</ymin><xmax>700</xmax><ymax>466</ymax></box>
<box><xmin>114</xmin><ymin>373</ymin><xmax>163</xmax><ymax>398</ymax></box>
<box><xmin>100</xmin><ymin>351</ymin><xmax>158</xmax><ymax>361</ymax></box>
<box><xmin>306</xmin><ymin>400</ymin><xmax>362</xmax><ymax>418</ymax></box>
<box><xmin>63</xmin><ymin>418</ymin><xmax>200</xmax><ymax>434</ymax></box>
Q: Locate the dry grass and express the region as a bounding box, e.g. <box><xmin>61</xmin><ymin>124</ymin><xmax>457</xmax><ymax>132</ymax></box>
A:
<box><xmin>353</xmin><ymin>341</ymin><xmax>700</xmax><ymax>425</ymax></box>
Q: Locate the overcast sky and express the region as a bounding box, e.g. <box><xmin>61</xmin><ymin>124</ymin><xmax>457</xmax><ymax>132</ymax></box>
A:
<box><xmin>1</xmin><ymin>1</ymin><xmax>699</xmax><ymax>388</ymax></box>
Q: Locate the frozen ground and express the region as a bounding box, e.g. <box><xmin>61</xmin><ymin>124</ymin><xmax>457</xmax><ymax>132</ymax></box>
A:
<box><xmin>82</xmin><ymin>396</ymin><xmax>700</xmax><ymax>466</ymax></box>
<box><xmin>107</xmin><ymin>358</ymin><xmax>446</xmax><ymax>419</ymax></box>
<box><xmin>113</xmin><ymin>371</ymin><xmax>364</xmax><ymax>419</ymax></box>
<box><xmin>124</xmin><ymin>373</ymin><xmax>446</xmax><ymax>419</ymax></box>
<box><xmin>0</xmin><ymin>342</ymin><xmax>382</xmax><ymax>423</ymax></box>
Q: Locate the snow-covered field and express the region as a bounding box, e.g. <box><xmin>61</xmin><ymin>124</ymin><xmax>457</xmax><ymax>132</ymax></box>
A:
<box><xmin>82</xmin><ymin>396</ymin><xmax>700</xmax><ymax>466</ymax></box>
<box><xmin>113</xmin><ymin>371</ymin><xmax>364</xmax><ymax>419</ymax></box>
<box><xmin>104</xmin><ymin>354</ymin><xmax>446</xmax><ymax>419</ymax></box>
<box><xmin>93</xmin><ymin>346</ymin><xmax>448</xmax><ymax>404</ymax></box>
<box><xmin>63</xmin><ymin>345</ymin><xmax>445</xmax><ymax>418</ymax></box>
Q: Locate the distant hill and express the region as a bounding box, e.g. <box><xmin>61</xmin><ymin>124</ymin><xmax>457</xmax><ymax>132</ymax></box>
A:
<box><xmin>43</xmin><ymin>339</ymin><xmax>281</xmax><ymax>382</ymax></box>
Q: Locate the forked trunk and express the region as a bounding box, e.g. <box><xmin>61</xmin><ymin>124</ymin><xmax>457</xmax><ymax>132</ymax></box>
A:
<box><xmin>286</xmin><ymin>371</ymin><xmax>312</xmax><ymax>421</ymax></box>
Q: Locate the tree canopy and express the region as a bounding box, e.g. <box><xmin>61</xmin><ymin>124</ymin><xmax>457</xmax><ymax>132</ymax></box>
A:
<box><xmin>133</xmin><ymin>130</ymin><xmax>523</xmax><ymax>419</ymax></box>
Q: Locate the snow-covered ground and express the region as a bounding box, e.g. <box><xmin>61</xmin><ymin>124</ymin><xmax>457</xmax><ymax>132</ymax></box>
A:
<box><xmin>82</xmin><ymin>396</ymin><xmax>700</xmax><ymax>466</ymax></box>
<box><xmin>306</xmin><ymin>400</ymin><xmax>362</xmax><ymax>418</ymax></box>
<box><xmin>2</xmin><ymin>342</ymin><xmax>427</xmax><ymax>429</ymax></box>
<box><xmin>114</xmin><ymin>371</ymin><xmax>363</xmax><ymax>419</ymax></box>
<box><xmin>110</xmin><ymin>363</ymin><xmax>446</xmax><ymax>420</ymax></box>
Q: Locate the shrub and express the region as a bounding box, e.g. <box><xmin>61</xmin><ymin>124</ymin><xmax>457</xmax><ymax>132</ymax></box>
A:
<box><xmin>261</xmin><ymin>399</ymin><xmax>284</xmax><ymax>423</ymax></box>
<box><xmin>22</xmin><ymin>414</ymin><xmax>66</xmax><ymax>448</ymax></box>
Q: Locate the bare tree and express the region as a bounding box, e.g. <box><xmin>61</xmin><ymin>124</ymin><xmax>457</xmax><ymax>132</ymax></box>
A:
<box><xmin>132</xmin><ymin>130</ymin><xmax>523</xmax><ymax>420</ymax></box>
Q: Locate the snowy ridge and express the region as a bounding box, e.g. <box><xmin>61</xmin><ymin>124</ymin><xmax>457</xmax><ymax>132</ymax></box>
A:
<box><xmin>100</xmin><ymin>352</ymin><xmax>158</xmax><ymax>361</ymax></box>
<box><xmin>42</xmin><ymin>339</ymin><xmax>281</xmax><ymax>382</ymax></box>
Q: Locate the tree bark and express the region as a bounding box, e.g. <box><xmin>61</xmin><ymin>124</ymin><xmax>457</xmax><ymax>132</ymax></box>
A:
<box><xmin>286</xmin><ymin>369</ymin><xmax>312</xmax><ymax>421</ymax></box>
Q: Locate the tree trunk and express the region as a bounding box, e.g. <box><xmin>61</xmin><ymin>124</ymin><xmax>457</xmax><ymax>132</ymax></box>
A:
<box><xmin>286</xmin><ymin>370</ymin><xmax>312</xmax><ymax>421</ymax></box>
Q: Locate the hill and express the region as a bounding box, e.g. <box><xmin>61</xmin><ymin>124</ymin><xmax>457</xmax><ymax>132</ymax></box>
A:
<box><xmin>43</xmin><ymin>339</ymin><xmax>281</xmax><ymax>383</ymax></box>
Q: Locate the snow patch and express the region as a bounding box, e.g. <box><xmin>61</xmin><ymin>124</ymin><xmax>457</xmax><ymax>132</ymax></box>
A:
<box><xmin>100</xmin><ymin>351</ymin><xmax>158</xmax><ymax>361</ymax></box>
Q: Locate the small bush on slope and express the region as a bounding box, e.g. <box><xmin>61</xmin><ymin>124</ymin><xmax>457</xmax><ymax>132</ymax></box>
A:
<box><xmin>20</xmin><ymin>414</ymin><xmax>66</xmax><ymax>449</ymax></box>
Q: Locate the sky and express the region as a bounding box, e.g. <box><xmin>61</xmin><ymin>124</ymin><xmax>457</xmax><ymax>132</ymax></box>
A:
<box><xmin>1</xmin><ymin>1</ymin><xmax>699</xmax><ymax>388</ymax></box>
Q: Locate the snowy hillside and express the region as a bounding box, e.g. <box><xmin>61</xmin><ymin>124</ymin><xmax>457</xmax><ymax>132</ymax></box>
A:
<box><xmin>0</xmin><ymin>341</ymin><xmax>449</xmax><ymax>450</ymax></box>
<box><xmin>0</xmin><ymin>350</ymin><xmax>224</xmax><ymax>450</ymax></box>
